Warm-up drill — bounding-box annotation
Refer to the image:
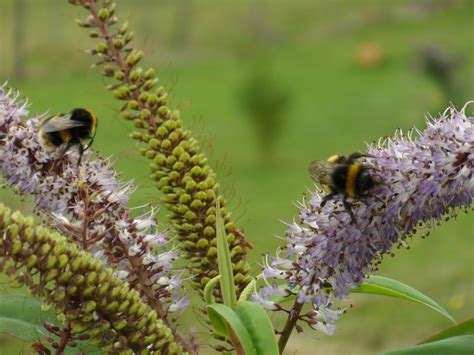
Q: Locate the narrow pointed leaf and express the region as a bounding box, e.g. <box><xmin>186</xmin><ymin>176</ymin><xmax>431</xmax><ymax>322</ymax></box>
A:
<box><xmin>235</xmin><ymin>301</ymin><xmax>279</xmax><ymax>355</ymax></box>
<box><xmin>207</xmin><ymin>303</ymin><xmax>256</xmax><ymax>355</ymax></box>
<box><xmin>0</xmin><ymin>317</ymin><xmax>48</xmax><ymax>342</ymax></box>
<box><xmin>0</xmin><ymin>294</ymin><xmax>57</xmax><ymax>325</ymax></box>
<box><xmin>420</xmin><ymin>318</ymin><xmax>474</xmax><ymax>344</ymax></box>
<box><xmin>383</xmin><ymin>335</ymin><xmax>474</xmax><ymax>354</ymax></box>
<box><xmin>216</xmin><ymin>200</ymin><xmax>237</xmax><ymax>308</ymax></box>
<box><xmin>351</xmin><ymin>275</ymin><xmax>456</xmax><ymax>324</ymax></box>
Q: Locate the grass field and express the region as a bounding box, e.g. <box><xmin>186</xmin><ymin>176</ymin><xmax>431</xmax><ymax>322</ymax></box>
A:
<box><xmin>0</xmin><ymin>1</ymin><xmax>473</xmax><ymax>354</ymax></box>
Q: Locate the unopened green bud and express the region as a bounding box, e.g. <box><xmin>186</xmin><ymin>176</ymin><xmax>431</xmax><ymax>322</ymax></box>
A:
<box><xmin>119</xmin><ymin>21</ymin><xmax>128</xmax><ymax>35</ymax></box>
<box><xmin>46</xmin><ymin>255</ymin><xmax>57</xmax><ymax>269</ymax></box>
<box><xmin>129</xmin><ymin>68</ymin><xmax>142</xmax><ymax>82</ymax></box>
<box><xmin>117</xmin><ymin>300</ymin><xmax>130</xmax><ymax>313</ymax></box>
<box><xmin>104</xmin><ymin>301</ymin><xmax>118</xmax><ymax>313</ymax></box>
<box><xmin>27</xmin><ymin>255</ymin><xmax>38</xmax><ymax>268</ymax></box>
<box><xmin>97</xmin><ymin>283</ymin><xmax>110</xmax><ymax>296</ymax></box>
<box><xmin>140</xmin><ymin>109</ymin><xmax>151</xmax><ymax>120</ymax></box>
<box><xmin>114</xmin><ymin>70</ymin><xmax>125</xmax><ymax>81</ymax></box>
<box><xmin>155</xmin><ymin>126</ymin><xmax>168</xmax><ymax>138</ymax></box>
<box><xmin>72</xmin><ymin>274</ymin><xmax>85</xmax><ymax>285</ymax></box>
<box><xmin>125</xmin><ymin>31</ymin><xmax>135</xmax><ymax>42</ymax></box>
<box><xmin>196</xmin><ymin>239</ymin><xmax>209</xmax><ymax>249</ymax></box>
<box><xmin>145</xmin><ymin>150</ymin><xmax>156</xmax><ymax>159</ymax></box>
<box><xmin>144</xmin><ymin>79</ymin><xmax>158</xmax><ymax>90</ymax></box>
<box><xmin>161</xmin><ymin>139</ymin><xmax>171</xmax><ymax>149</ymax></box>
<box><xmin>72</xmin><ymin>322</ymin><xmax>87</xmax><ymax>334</ymax></box>
<box><xmin>146</xmin><ymin>94</ymin><xmax>158</xmax><ymax>106</ymax></box>
<box><xmin>133</xmin><ymin>119</ymin><xmax>144</xmax><ymax>128</ymax></box>
<box><xmin>113</xmin><ymin>38</ymin><xmax>124</xmax><ymax>49</ymax></box>
<box><xmin>86</xmin><ymin>272</ymin><xmax>98</xmax><ymax>285</ymax></box>
<box><xmin>144</xmin><ymin>68</ymin><xmax>156</xmax><ymax>79</ymax></box>
<box><xmin>126</xmin><ymin>50</ymin><xmax>144</xmax><ymax>67</ymax></box>
<box><xmin>59</xmin><ymin>271</ymin><xmax>73</xmax><ymax>283</ymax></box>
<box><xmin>45</xmin><ymin>269</ymin><xmax>59</xmax><ymax>282</ymax></box>
<box><xmin>113</xmin><ymin>86</ymin><xmax>130</xmax><ymax>100</ymax></box>
<box><xmin>83</xmin><ymin>285</ymin><xmax>96</xmax><ymax>297</ymax></box>
<box><xmin>157</xmin><ymin>93</ymin><xmax>169</xmax><ymax>105</ymax></box>
<box><xmin>158</xmin><ymin>105</ymin><xmax>170</xmax><ymax>118</ymax></box>
<box><xmin>96</xmin><ymin>42</ymin><xmax>108</xmax><ymax>54</ymax></box>
<box><xmin>136</xmin><ymin>303</ymin><xmax>147</xmax><ymax>318</ymax></box>
<box><xmin>40</xmin><ymin>243</ymin><xmax>51</xmax><ymax>256</ymax></box>
<box><xmin>54</xmin><ymin>287</ymin><xmax>66</xmax><ymax>302</ymax></box>
<box><xmin>207</xmin><ymin>247</ymin><xmax>218</xmax><ymax>257</ymax></box>
<box><xmin>98</xmin><ymin>8</ymin><xmax>110</xmax><ymax>21</ymax></box>
<box><xmin>138</xmin><ymin>92</ymin><xmax>149</xmax><ymax>102</ymax></box>
<box><xmin>127</xmin><ymin>100</ymin><xmax>139</xmax><ymax>110</ymax></box>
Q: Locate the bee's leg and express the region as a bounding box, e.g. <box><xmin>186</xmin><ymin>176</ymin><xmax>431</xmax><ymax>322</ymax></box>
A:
<box><xmin>77</xmin><ymin>144</ymin><xmax>85</xmax><ymax>166</ymax></box>
<box><xmin>347</xmin><ymin>152</ymin><xmax>374</xmax><ymax>164</ymax></box>
<box><xmin>320</xmin><ymin>193</ymin><xmax>334</xmax><ymax>207</ymax></box>
<box><xmin>342</xmin><ymin>196</ymin><xmax>356</xmax><ymax>223</ymax></box>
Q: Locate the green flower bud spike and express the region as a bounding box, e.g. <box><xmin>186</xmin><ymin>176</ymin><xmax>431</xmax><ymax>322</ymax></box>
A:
<box><xmin>0</xmin><ymin>204</ymin><xmax>185</xmax><ymax>354</ymax></box>
<box><xmin>71</xmin><ymin>0</ymin><xmax>253</xmax><ymax>300</ymax></box>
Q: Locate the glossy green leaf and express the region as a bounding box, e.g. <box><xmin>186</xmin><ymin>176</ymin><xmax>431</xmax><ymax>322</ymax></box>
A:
<box><xmin>207</xmin><ymin>303</ymin><xmax>256</xmax><ymax>355</ymax></box>
<box><xmin>0</xmin><ymin>317</ymin><xmax>48</xmax><ymax>342</ymax></box>
<box><xmin>384</xmin><ymin>335</ymin><xmax>474</xmax><ymax>355</ymax></box>
<box><xmin>0</xmin><ymin>294</ymin><xmax>57</xmax><ymax>326</ymax></box>
<box><xmin>235</xmin><ymin>301</ymin><xmax>279</xmax><ymax>355</ymax></box>
<box><xmin>216</xmin><ymin>200</ymin><xmax>237</xmax><ymax>308</ymax></box>
<box><xmin>351</xmin><ymin>275</ymin><xmax>456</xmax><ymax>324</ymax></box>
<box><xmin>0</xmin><ymin>295</ymin><xmax>100</xmax><ymax>354</ymax></box>
<box><xmin>0</xmin><ymin>294</ymin><xmax>56</xmax><ymax>342</ymax></box>
<box><xmin>420</xmin><ymin>318</ymin><xmax>474</xmax><ymax>344</ymax></box>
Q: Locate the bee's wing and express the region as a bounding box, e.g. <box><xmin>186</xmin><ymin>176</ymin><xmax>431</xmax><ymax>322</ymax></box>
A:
<box><xmin>40</xmin><ymin>114</ymin><xmax>86</xmax><ymax>133</ymax></box>
<box><xmin>308</xmin><ymin>160</ymin><xmax>333</xmax><ymax>185</ymax></box>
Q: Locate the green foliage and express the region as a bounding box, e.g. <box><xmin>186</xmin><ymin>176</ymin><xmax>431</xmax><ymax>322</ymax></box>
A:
<box><xmin>383</xmin><ymin>335</ymin><xmax>474</xmax><ymax>355</ymax></box>
<box><xmin>0</xmin><ymin>295</ymin><xmax>101</xmax><ymax>354</ymax></box>
<box><xmin>239</xmin><ymin>62</ymin><xmax>290</xmax><ymax>160</ymax></box>
<box><xmin>207</xmin><ymin>302</ymin><xmax>278</xmax><ymax>355</ymax></box>
<box><xmin>216</xmin><ymin>200</ymin><xmax>237</xmax><ymax>308</ymax></box>
<box><xmin>419</xmin><ymin>319</ymin><xmax>474</xmax><ymax>345</ymax></box>
<box><xmin>351</xmin><ymin>275</ymin><xmax>456</xmax><ymax>324</ymax></box>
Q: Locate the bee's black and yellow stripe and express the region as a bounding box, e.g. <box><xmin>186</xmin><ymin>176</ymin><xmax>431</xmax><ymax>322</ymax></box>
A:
<box><xmin>328</xmin><ymin>157</ymin><xmax>364</xmax><ymax>198</ymax></box>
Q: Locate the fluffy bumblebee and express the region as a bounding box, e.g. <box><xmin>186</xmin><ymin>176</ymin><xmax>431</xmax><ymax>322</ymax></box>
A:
<box><xmin>308</xmin><ymin>152</ymin><xmax>375</xmax><ymax>223</ymax></box>
<box><xmin>38</xmin><ymin>108</ymin><xmax>97</xmax><ymax>165</ymax></box>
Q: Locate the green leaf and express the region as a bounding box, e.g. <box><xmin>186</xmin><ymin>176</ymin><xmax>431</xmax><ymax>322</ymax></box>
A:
<box><xmin>235</xmin><ymin>301</ymin><xmax>279</xmax><ymax>355</ymax></box>
<box><xmin>0</xmin><ymin>294</ymin><xmax>101</xmax><ymax>354</ymax></box>
<box><xmin>216</xmin><ymin>200</ymin><xmax>237</xmax><ymax>308</ymax></box>
<box><xmin>383</xmin><ymin>335</ymin><xmax>474</xmax><ymax>355</ymax></box>
<box><xmin>420</xmin><ymin>318</ymin><xmax>474</xmax><ymax>344</ymax></box>
<box><xmin>204</xmin><ymin>275</ymin><xmax>221</xmax><ymax>305</ymax></box>
<box><xmin>351</xmin><ymin>275</ymin><xmax>456</xmax><ymax>324</ymax></box>
<box><xmin>0</xmin><ymin>317</ymin><xmax>48</xmax><ymax>342</ymax></box>
<box><xmin>0</xmin><ymin>294</ymin><xmax>56</xmax><ymax>341</ymax></box>
<box><xmin>207</xmin><ymin>303</ymin><xmax>256</xmax><ymax>355</ymax></box>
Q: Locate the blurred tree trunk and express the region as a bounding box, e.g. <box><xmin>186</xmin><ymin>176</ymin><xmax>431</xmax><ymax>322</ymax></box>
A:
<box><xmin>173</xmin><ymin>0</ymin><xmax>193</xmax><ymax>50</ymax></box>
<box><xmin>13</xmin><ymin>0</ymin><xmax>26</xmax><ymax>80</ymax></box>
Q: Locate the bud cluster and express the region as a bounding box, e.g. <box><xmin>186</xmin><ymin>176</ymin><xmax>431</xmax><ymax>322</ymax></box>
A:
<box><xmin>0</xmin><ymin>204</ymin><xmax>185</xmax><ymax>353</ymax></box>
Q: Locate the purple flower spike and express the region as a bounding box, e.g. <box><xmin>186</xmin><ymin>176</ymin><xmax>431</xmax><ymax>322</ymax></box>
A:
<box><xmin>263</xmin><ymin>104</ymin><xmax>473</xmax><ymax>333</ymax></box>
<box><xmin>0</xmin><ymin>84</ymin><xmax>186</xmax><ymax>312</ymax></box>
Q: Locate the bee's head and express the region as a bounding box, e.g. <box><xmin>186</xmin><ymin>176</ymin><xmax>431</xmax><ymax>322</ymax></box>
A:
<box><xmin>71</xmin><ymin>108</ymin><xmax>93</xmax><ymax>125</ymax></box>
<box><xmin>356</xmin><ymin>169</ymin><xmax>374</xmax><ymax>194</ymax></box>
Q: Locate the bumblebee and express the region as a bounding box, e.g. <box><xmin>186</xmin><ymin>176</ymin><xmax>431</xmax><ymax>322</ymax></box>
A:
<box><xmin>38</xmin><ymin>108</ymin><xmax>97</xmax><ymax>166</ymax></box>
<box><xmin>308</xmin><ymin>152</ymin><xmax>375</xmax><ymax>223</ymax></box>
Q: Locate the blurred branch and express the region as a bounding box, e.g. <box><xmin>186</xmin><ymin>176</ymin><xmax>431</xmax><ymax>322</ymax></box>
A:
<box><xmin>13</xmin><ymin>0</ymin><xmax>26</xmax><ymax>80</ymax></box>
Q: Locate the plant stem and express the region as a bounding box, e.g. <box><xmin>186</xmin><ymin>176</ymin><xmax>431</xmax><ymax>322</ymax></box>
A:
<box><xmin>278</xmin><ymin>300</ymin><xmax>304</xmax><ymax>354</ymax></box>
<box><xmin>55</xmin><ymin>321</ymin><xmax>71</xmax><ymax>355</ymax></box>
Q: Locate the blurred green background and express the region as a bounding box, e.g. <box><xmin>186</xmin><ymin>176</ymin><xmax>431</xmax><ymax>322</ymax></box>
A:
<box><xmin>0</xmin><ymin>0</ymin><xmax>473</xmax><ymax>354</ymax></box>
